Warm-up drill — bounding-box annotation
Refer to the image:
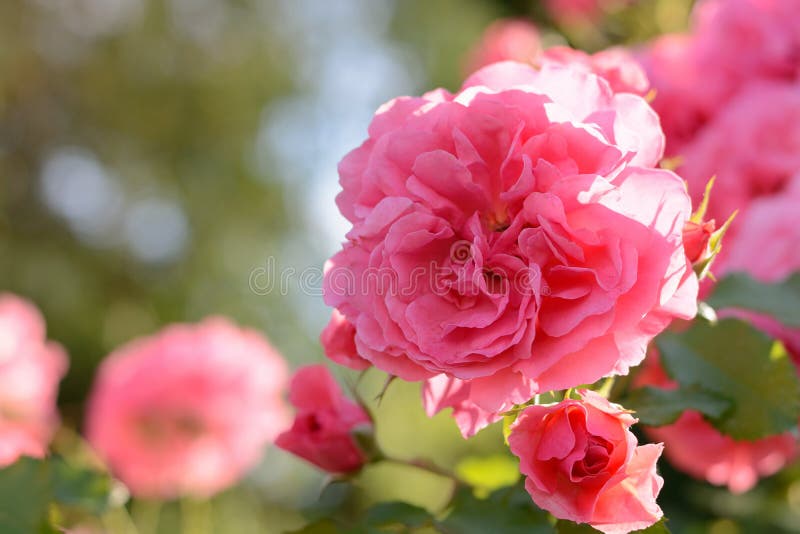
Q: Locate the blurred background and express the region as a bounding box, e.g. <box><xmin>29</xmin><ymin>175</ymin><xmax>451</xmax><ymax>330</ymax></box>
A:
<box><xmin>3</xmin><ymin>0</ymin><xmax>799</xmax><ymax>532</ymax></box>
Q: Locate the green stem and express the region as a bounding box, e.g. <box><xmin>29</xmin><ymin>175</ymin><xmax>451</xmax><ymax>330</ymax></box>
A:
<box><xmin>386</xmin><ymin>457</ymin><xmax>463</xmax><ymax>485</ymax></box>
<box><xmin>132</xmin><ymin>499</ymin><xmax>161</xmax><ymax>534</ymax></box>
<box><xmin>181</xmin><ymin>498</ymin><xmax>213</xmax><ymax>534</ymax></box>
<box><xmin>102</xmin><ymin>505</ymin><xmax>139</xmax><ymax>534</ymax></box>
<box><xmin>596</xmin><ymin>377</ymin><xmax>616</xmax><ymax>399</ymax></box>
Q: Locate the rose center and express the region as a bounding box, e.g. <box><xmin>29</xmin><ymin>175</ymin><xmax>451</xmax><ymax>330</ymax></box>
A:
<box><xmin>571</xmin><ymin>435</ymin><xmax>612</xmax><ymax>478</ymax></box>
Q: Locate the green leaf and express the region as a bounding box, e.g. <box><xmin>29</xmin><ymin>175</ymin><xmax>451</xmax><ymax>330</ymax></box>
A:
<box><xmin>556</xmin><ymin>519</ymin><xmax>670</xmax><ymax>533</ymax></box>
<box><xmin>440</xmin><ymin>485</ymin><xmax>552</xmax><ymax>534</ymax></box>
<box><xmin>622</xmin><ymin>386</ymin><xmax>731</xmax><ymax>426</ymax></box>
<box><xmin>50</xmin><ymin>458</ymin><xmax>113</xmax><ymax>515</ymax></box>
<box><xmin>657</xmin><ymin>319</ymin><xmax>800</xmax><ymax>439</ymax></box>
<box><xmin>707</xmin><ymin>273</ymin><xmax>800</xmax><ymax>327</ymax></box>
<box><xmin>287</xmin><ymin>519</ymin><xmax>344</xmax><ymax>534</ymax></box>
<box><xmin>455</xmin><ymin>454</ymin><xmax>519</xmax><ymax>496</ymax></box>
<box><xmin>364</xmin><ymin>501</ymin><xmax>434</xmax><ymax>529</ymax></box>
<box><xmin>0</xmin><ymin>458</ymin><xmax>52</xmax><ymax>534</ymax></box>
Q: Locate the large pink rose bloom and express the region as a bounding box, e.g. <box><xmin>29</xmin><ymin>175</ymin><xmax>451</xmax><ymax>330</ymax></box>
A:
<box><xmin>0</xmin><ymin>294</ymin><xmax>67</xmax><ymax>467</ymax></box>
<box><xmin>637</xmin><ymin>354</ymin><xmax>797</xmax><ymax>493</ymax></box>
<box><xmin>679</xmin><ymin>82</ymin><xmax>800</xmax><ymax>233</ymax></box>
<box><xmin>276</xmin><ymin>365</ymin><xmax>371</xmax><ymax>474</ymax></box>
<box><xmin>325</xmin><ymin>61</ymin><xmax>698</xmax><ymax>437</ymax></box>
<box><xmin>86</xmin><ymin>318</ymin><xmax>288</xmax><ymax>499</ymax></box>
<box><xmin>509</xmin><ymin>390</ymin><xmax>664</xmax><ymax>534</ymax></box>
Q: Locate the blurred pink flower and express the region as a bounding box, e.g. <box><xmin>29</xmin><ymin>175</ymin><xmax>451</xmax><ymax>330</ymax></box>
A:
<box><xmin>465</xmin><ymin>19</ymin><xmax>542</xmax><ymax>74</ymax></box>
<box><xmin>692</xmin><ymin>0</ymin><xmax>800</xmax><ymax>102</ymax></box>
<box><xmin>86</xmin><ymin>317</ymin><xmax>288</xmax><ymax>499</ymax></box>
<box><xmin>721</xmin><ymin>175</ymin><xmax>800</xmax><ymax>283</ymax></box>
<box><xmin>320</xmin><ymin>309</ymin><xmax>370</xmax><ymax>371</ymax></box>
<box><xmin>643</xmin><ymin>0</ymin><xmax>800</xmax><ymax>156</ymax></box>
<box><xmin>509</xmin><ymin>390</ymin><xmax>664</xmax><ymax>533</ymax></box>
<box><xmin>325</xmin><ymin>61</ymin><xmax>697</xmax><ymax>438</ymax></box>
<box><xmin>717</xmin><ymin>176</ymin><xmax>800</xmax><ymax>366</ymax></box>
<box><xmin>0</xmin><ymin>294</ymin><xmax>67</xmax><ymax>467</ymax></box>
<box><xmin>648</xmin><ymin>411</ymin><xmax>797</xmax><ymax>494</ymax></box>
<box><xmin>679</xmin><ymin>82</ymin><xmax>800</xmax><ymax>235</ymax></box>
<box><xmin>546</xmin><ymin>0</ymin><xmax>625</xmax><ymax>25</ymax></box>
<box><xmin>637</xmin><ymin>352</ymin><xmax>798</xmax><ymax>493</ymax></box>
<box><xmin>276</xmin><ymin>365</ymin><xmax>370</xmax><ymax>474</ymax></box>
<box><xmin>639</xmin><ymin>34</ymin><xmax>714</xmax><ymax>156</ymax></box>
<box><xmin>546</xmin><ymin>0</ymin><xmax>602</xmax><ymax>24</ymax></box>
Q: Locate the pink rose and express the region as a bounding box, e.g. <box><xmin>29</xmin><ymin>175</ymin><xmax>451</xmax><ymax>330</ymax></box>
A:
<box><xmin>648</xmin><ymin>412</ymin><xmax>797</xmax><ymax>494</ymax></box>
<box><xmin>86</xmin><ymin>317</ymin><xmax>288</xmax><ymax>499</ymax></box>
<box><xmin>545</xmin><ymin>0</ymin><xmax>607</xmax><ymax>25</ymax></box>
<box><xmin>638</xmin><ymin>34</ymin><xmax>715</xmax><ymax>156</ymax></box>
<box><xmin>276</xmin><ymin>365</ymin><xmax>371</xmax><ymax>474</ymax></box>
<box><xmin>715</xmin><ymin>176</ymin><xmax>800</xmax><ymax>367</ymax></box>
<box><xmin>465</xmin><ymin>19</ymin><xmax>542</xmax><ymax>74</ymax></box>
<box><xmin>0</xmin><ymin>294</ymin><xmax>68</xmax><ymax>467</ymax></box>
<box><xmin>637</xmin><ymin>353</ymin><xmax>798</xmax><ymax>493</ymax></box>
<box><xmin>642</xmin><ymin>0</ymin><xmax>800</xmax><ymax>155</ymax></box>
<box><xmin>508</xmin><ymin>390</ymin><xmax>664</xmax><ymax>534</ymax></box>
<box><xmin>320</xmin><ymin>309</ymin><xmax>370</xmax><ymax>370</ymax></box>
<box><xmin>721</xmin><ymin>175</ymin><xmax>800</xmax><ymax>283</ymax></box>
<box><xmin>542</xmin><ymin>46</ymin><xmax>650</xmax><ymax>96</ymax></box>
<box><xmin>679</xmin><ymin>82</ymin><xmax>800</xmax><ymax>234</ymax></box>
<box><xmin>325</xmin><ymin>61</ymin><xmax>697</xmax><ymax>437</ymax></box>
<box><xmin>692</xmin><ymin>0</ymin><xmax>800</xmax><ymax>103</ymax></box>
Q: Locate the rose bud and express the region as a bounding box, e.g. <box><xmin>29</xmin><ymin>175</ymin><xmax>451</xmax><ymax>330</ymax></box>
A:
<box><xmin>682</xmin><ymin>219</ymin><xmax>715</xmax><ymax>263</ymax></box>
<box><xmin>509</xmin><ymin>390</ymin><xmax>664</xmax><ymax>534</ymax></box>
<box><xmin>276</xmin><ymin>365</ymin><xmax>372</xmax><ymax>474</ymax></box>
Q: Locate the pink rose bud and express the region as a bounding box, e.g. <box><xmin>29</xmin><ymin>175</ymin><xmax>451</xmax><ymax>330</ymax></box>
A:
<box><xmin>0</xmin><ymin>294</ymin><xmax>68</xmax><ymax>467</ymax></box>
<box><xmin>276</xmin><ymin>365</ymin><xmax>371</xmax><ymax>474</ymax></box>
<box><xmin>86</xmin><ymin>318</ymin><xmax>289</xmax><ymax>499</ymax></box>
<box><xmin>320</xmin><ymin>310</ymin><xmax>370</xmax><ymax>370</ymax></box>
<box><xmin>682</xmin><ymin>219</ymin><xmax>715</xmax><ymax>263</ymax></box>
<box><xmin>509</xmin><ymin>390</ymin><xmax>664</xmax><ymax>534</ymax></box>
